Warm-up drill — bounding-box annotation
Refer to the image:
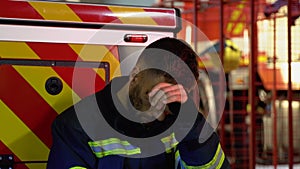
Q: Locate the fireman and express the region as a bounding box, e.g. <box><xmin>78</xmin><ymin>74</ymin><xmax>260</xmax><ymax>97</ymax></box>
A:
<box><xmin>47</xmin><ymin>37</ymin><xmax>231</xmax><ymax>169</ymax></box>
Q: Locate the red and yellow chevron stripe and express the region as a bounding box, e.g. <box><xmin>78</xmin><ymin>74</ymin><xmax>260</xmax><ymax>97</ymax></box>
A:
<box><xmin>0</xmin><ymin>41</ymin><xmax>120</xmax><ymax>168</ymax></box>
<box><xmin>0</xmin><ymin>2</ymin><xmax>179</xmax><ymax>168</ymax></box>
<box><xmin>0</xmin><ymin>0</ymin><xmax>177</xmax><ymax>29</ymax></box>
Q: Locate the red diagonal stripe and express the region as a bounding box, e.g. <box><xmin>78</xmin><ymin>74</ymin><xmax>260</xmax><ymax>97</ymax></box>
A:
<box><xmin>0</xmin><ymin>1</ymin><xmax>43</xmax><ymax>20</ymax></box>
<box><xmin>144</xmin><ymin>8</ymin><xmax>176</xmax><ymax>27</ymax></box>
<box><xmin>0</xmin><ymin>141</ymin><xmax>29</xmax><ymax>169</ymax></box>
<box><xmin>68</xmin><ymin>4</ymin><xmax>122</xmax><ymax>24</ymax></box>
<box><xmin>106</xmin><ymin>45</ymin><xmax>119</xmax><ymax>61</ymax></box>
<box><xmin>0</xmin><ymin>65</ymin><xmax>57</xmax><ymax>148</ymax></box>
<box><xmin>53</xmin><ymin>67</ymin><xmax>106</xmax><ymax>99</ymax></box>
<box><xmin>26</xmin><ymin>42</ymin><xmax>80</xmax><ymax>61</ymax></box>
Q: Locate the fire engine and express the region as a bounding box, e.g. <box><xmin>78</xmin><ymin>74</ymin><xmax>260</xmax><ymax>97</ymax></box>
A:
<box><xmin>0</xmin><ymin>1</ymin><xmax>183</xmax><ymax>168</ymax></box>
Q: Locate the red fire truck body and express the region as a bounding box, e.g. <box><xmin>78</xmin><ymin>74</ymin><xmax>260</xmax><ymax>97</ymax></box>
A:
<box><xmin>0</xmin><ymin>1</ymin><xmax>181</xmax><ymax>168</ymax></box>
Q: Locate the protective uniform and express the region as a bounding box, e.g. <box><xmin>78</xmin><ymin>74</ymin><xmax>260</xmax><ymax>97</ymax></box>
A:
<box><xmin>47</xmin><ymin>76</ymin><xmax>231</xmax><ymax>169</ymax></box>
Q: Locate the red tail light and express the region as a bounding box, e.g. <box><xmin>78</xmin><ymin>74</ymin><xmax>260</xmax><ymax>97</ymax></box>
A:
<box><xmin>124</xmin><ymin>34</ymin><xmax>148</xmax><ymax>43</ymax></box>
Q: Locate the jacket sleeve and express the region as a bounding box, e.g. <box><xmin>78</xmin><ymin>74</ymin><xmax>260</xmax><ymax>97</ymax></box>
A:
<box><xmin>174</xmin><ymin>101</ymin><xmax>231</xmax><ymax>169</ymax></box>
<box><xmin>47</xmin><ymin>108</ymin><xmax>97</xmax><ymax>169</ymax></box>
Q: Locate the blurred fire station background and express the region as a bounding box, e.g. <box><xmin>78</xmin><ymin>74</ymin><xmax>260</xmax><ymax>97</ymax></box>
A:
<box><xmin>129</xmin><ymin>0</ymin><xmax>299</xmax><ymax>168</ymax></box>
<box><xmin>2</xmin><ymin>0</ymin><xmax>300</xmax><ymax>168</ymax></box>
<box><xmin>153</xmin><ymin>0</ymin><xmax>300</xmax><ymax>168</ymax></box>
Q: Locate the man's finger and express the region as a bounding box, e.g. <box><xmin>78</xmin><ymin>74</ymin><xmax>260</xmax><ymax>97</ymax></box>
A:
<box><xmin>164</xmin><ymin>94</ymin><xmax>188</xmax><ymax>104</ymax></box>
<box><xmin>162</xmin><ymin>85</ymin><xmax>187</xmax><ymax>103</ymax></box>
<box><xmin>149</xmin><ymin>90</ymin><xmax>167</xmax><ymax>106</ymax></box>
<box><xmin>160</xmin><ymin>84</ymin><xmax>183</xmax><ymax>93</ymax></box>
<box><xmin>154</xmin><ymin>84</ymin><xmax>185</xmax><ymax>96</ymax></box>
<box><xmin>148</xmin><ymin>83</ymin><xmax>172</xmax><ymax>97</ymax></box>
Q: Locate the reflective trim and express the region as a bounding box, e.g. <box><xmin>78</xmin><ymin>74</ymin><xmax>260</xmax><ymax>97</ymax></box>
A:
<box><xmin>88</xmin><ymin>138</ymin><xmax>141</xmax><ymax>158</ymax></box>
<box><xmin>161</xmin><ymin>133</ymin><xmax>179</xmax><ymax>153</ymax></box>
<box><xmin>177</xmin><ymin>143</ymin><xmax>225</xmax><ymax>169</ymax></box>
<box><xmin>69</xmin><ymin>167</ymin><xmax>87</xmax><ymax>169</ymax></box>
<box><xmin>175</xmin><ymin>150</ymin><xmax>182</xmax><ymax>169</ymax></box>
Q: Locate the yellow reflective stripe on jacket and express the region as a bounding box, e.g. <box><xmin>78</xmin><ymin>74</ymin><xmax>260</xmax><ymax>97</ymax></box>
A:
<box><xmin>178</xmin><ymin>143</ymin><xmax>225</xmax><ymax>169</ymax></box>
<box><xmin>89</xmin><ymin>138</ymin><xmax>132</xmax><ymax>146</ymax></box>
<box><xmin>161</xmin><ymin>132</ymin><xmax>179</xmax><ymax>153</ymax></box>
<box><xmin>175</xmin><ymin>150</ymin><xmax>181</xmax><ymax>169</ymax></box>
<box><xmin>88</xmin><ymin>138</ymin><xmax>141</xmax><ymax>158</ymax></box>
<box><xmin>69</xmin><ymin>167</ymin><xmax>87</xmax><ymax>169</ymax></box>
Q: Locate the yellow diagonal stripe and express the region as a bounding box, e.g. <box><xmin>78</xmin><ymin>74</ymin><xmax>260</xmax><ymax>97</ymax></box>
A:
<box><xmin>0</xmin><ymin>100</ymin><xmax>49</xmax><ymax>169</ymax></box>
<box><xmin>13</xmin><ymin>66</ymin><xmax>81</xmax><ymax>114</ymax></box>
<box><xmin>226</xmin><ymin>23</ymin><xmax>233</xmax><ymax>33</ymax></box>
<box><xmin>226</xmin><ymin>3</ymin><xmax>246</xmax><ymax>34</ymax></box>
<box><xmin>29</xmin><ymin>1</ymin><xmax>82</xmax><ymax>22</ymax></box>
<box><xmin>108</xmin><ymin>6</ymin><xmax>157</xmax><ymax>25</ymax></box>
<box><xmin>0</xmin><ymin>42</ymin><xmax>40</xmax><ymax>59</ymax></box>
<box><xmin>230</xmin><ymin>10</ymin><xmax>242</xmax><ymax>21</ymax></box>
<box><xmin>69</xmin><ymin>44</ymin><xmax>121</xmax><ymax>80</ymax></box>
<box><xmin>233</xmin><ymin>22</ymin><xmax>245</xmax><ymax>35</ymax></box>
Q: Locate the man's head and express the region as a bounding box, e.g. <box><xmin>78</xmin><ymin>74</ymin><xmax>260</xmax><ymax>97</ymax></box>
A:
<box><xmin>131</xmin><ymin>37</ymin><xmax>199</xmax><ymax>90</ymax></box>
<box><xmin>129</xmin><ymin>37</ymin><xmax>199</xmax><ymax>114</ymax></box>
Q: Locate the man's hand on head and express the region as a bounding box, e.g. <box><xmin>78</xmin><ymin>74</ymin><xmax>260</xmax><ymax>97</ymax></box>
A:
<box><xmin>147</xmin><ymin>83</ymin><xmax>188</xmax><ymax>121</ymax></box>
<box><xmin>149</xmin><ymin>83</ymin><xmax>188</xmax><ymax>104</ymax></box>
